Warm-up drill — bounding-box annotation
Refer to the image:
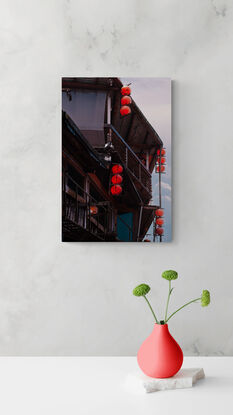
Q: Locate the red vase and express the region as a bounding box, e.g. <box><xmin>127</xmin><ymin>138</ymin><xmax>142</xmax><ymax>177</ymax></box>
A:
<box><xmin>137</xmin><ymin>323</ymin><xmax>183</xmax><ymax>378</ymax></box>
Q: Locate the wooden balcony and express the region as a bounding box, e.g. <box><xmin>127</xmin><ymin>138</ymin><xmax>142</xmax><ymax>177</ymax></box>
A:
<box><xmin>62</xmin><ymin>174</ymin><xmax>115</xmax><ymax>241</ymax></box>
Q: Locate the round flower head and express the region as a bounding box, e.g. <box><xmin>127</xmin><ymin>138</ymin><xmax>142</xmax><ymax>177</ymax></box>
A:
<box><xmin>162</xmin><ymin>270</ymin><xmax>178</xmax><ymax>281</ymax></box>
<box><xmin>133</xmin><ymin>284</ymin><xmax>151</xmax><ymax>297</ymax></box>
<box><xmin>201</xmin><ymin>290</ymin><xmax>210</xmax><ymax>307</ymax></box>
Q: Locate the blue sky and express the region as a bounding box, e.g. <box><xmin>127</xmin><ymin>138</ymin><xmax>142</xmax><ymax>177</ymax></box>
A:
<box><xmin>121</xmin><ymin>78</ymin><xmax>171</xmax><ymax>242</ymax></box>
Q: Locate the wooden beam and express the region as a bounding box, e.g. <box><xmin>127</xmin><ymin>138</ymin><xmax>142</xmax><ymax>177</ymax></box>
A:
<box><xmin>62</xmin><ymin>150</ymin><xmax>85</xmax><ymax>177</ymax></box>
<box><xmin>88</xmin><ymin>173</ymin><xmax>114</xmax><ymax>202</ymax></box>
<box><xmin>62</xmin><ymin>80</ymin><xmax>119</xmax><ymax>91</ymax></box>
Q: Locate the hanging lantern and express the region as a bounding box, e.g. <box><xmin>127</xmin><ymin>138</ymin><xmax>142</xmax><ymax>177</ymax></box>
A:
<box><xmin>121</xmin><ymin>85</ymin><xmax>131</xmax><ymax>96</ymax></box>
<box><xmin>121</xmin><ymin>96</ymin><xmax>132</xmax><ymax>106</ymax></box>
<box><xmin>120</xmin><ymin>85</ymin><xmax>132</xmax><ymax>116</ymax></box>
<box><xmin>160</xmin><ymin>157</ymin><xmax>166</xmax><ymax>164</ymax></box>
<box><xmin>111</xmin><ymin>174</ymin><xmax>123</xmax><ymax>184</ymax></box>
<box><xmin>156</xmin><ymin>227</ymin><xmax>164</xmax><ymax>236</ymax></box>
<box><xmin>112</xmin><ymin>164</ymin><xmax>123</xmax><ymax>174</ymax></box>
<box><xmin>120</xmin><ymin>105</ymin><xmax>131</xmax><ymax>116</ymax></box>
<box><xmin>155</xmin><ymin>208</ymin><xmax>164</xmax><ymax>217</ymax></box>
<box><xmin>111</xmin><ymin>185</ymin><xmax>122</xmax><ymax>196</ymax></box>
<box><xmin>157</xmin><ymin>148</ymin><xmax>166</xmax><ymax>156</ymax></box>
<box><xmin>156</xmin><ymin>218</ymin><xmax>164</xmax><ymax>226</ymax></box>
<box><xmin>90</xmin><ymin>206</ymin><xmax>98</xmax><ymax>215</ymax></box>
<box><xmin>156</xmin><ymin>165</ymin><xmax>165</xmax><ymax>173</ymax></box>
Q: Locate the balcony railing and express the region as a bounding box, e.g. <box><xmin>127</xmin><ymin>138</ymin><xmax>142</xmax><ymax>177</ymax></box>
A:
<box><xmin>62</xmin><ymin>173</ymin><xmax>114</xmax><ymax>240</ymax></box>
<box><xmin>106</xmin><ymin>124</ymin><xmax>152</xmax><ymax>196</ymax></box>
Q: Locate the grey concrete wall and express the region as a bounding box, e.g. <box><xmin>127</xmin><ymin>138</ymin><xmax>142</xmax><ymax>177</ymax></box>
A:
<box><xmin>0</xmin><ymin>0</ymin><xmax>232</xmax><ymax>355</ymax></box>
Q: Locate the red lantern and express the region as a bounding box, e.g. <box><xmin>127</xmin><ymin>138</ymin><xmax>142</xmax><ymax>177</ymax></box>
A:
<box><xmin>121</xmin><ymin>85</ymin><xmax>131</xmax><ymax>96</ymax></box>
<box><xmin>111</xmin><ymin>174</ymin><xmax>123</xmax><ymax>184</ymax></box>
<box><xmin>112</xmin><ymin>164</ymin><xmax>123</xmax><ymax>174</ymax></box>
<box><xmin>157</xmin><ymin>148</ymin><xmax>166</xmax><ymax>156</ymax></box>
<box><xmin>111</xmin><ymin>185</ymin><xmax>122</xmax><ymax>196</ymax></box>
<box><xmin>156</xmin><ymin>218</ymin><xmax>164</xmax><ymax>226</ymax></box>
<box><xmin>156</xmin><ymin>165</ymin><xmax>165</xmax><ymax>173</ymax></box>
<box><xmin>160</xmin><ymin>157</ymin><xmax>166</xmax><ymax>164</ymax></box>
<box><xmin>120</xmin><ymin>105</ymin><xmax>131</xmax><ymax>116</ymax></box>
<box><xmin>155</xmin><ymin>209</ymin><xmax>164</xmax><ymax>217</ymax></box>
<box><xmin>156</xmin><ymin>227</ymin><xmax>164</xmax><ymax>236</ymax></box>
<box><xmin>90</xmin><ymin>206</ymin><xmax>98</xmax><ymax>215</ymax></box>
<box><xmin>121</xmin><ymin>96</ymin><xmax>132</xmax><ymax>106</ymax></box>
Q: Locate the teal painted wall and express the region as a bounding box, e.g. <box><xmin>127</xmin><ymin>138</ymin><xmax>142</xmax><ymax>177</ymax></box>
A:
<box><xmin>117</xmin><ymin>213</ymin><xmax>133</xmax><ymax>241</ymax></box>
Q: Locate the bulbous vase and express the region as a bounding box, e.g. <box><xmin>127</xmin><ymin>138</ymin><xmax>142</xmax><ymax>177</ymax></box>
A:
<box><xmin>137</xmin><ymin>323</ymin><xmax>183</xmax><ymax>378</ymax></box>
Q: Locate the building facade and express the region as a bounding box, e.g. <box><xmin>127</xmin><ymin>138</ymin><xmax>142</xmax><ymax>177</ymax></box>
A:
<box><xmin>62</xmin><ymin>77</ymin><xmax>163</xmax><ymax>242</ymax></box>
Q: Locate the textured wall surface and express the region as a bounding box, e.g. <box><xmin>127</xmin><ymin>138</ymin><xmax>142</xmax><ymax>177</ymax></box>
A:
<box><xmin>0</xmin><ymin>0</ymin><xmax>233</xmax><ymax>355</ymax></box>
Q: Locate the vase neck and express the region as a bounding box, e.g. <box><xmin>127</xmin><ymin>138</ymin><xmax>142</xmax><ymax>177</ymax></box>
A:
<box><xmin>153</xmin><ymin>323</ymin><xmax>169</xmax><ymax>333</ymax></box>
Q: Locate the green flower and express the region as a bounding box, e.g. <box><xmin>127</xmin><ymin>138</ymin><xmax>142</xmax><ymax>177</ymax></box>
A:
<box><xmin>133</xmin><ymin>284</ymin><xmax>151</xmax><ymax>297</ymax></box>
<box><xmin>201</xmin><ymin>290</ymin><xmax>210</xmax><ymax>307</ymax></box>
<box><xmin>162</xmin><ymin>270</ymin><xmax>178</xmax><ymax>281</ymax></box>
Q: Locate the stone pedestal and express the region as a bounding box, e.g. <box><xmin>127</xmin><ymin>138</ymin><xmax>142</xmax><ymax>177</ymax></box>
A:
<box><xmin>125</xmin><ymin>368</ymin><xmax>205</xmax><ymax>393</ymax></box>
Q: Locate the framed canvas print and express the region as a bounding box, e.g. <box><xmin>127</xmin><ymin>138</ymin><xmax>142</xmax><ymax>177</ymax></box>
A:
<box><xmin>62</xmin><ymin>77</ymin><xmax>171</xmax><ymax>242</ymax></box>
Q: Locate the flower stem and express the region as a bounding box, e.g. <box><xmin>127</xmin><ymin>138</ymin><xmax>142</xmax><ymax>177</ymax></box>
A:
<box><xmin>165</xmin><ymin>298</ymin><xmax>201</xmax><ymax>323</ymax></box>
<box><xmin>143</xmin><ymin>295</ymin><xmax>159</xmax><ymax>323</ymax></box>
<box><xmin>165</xmin><ymin>280</ymin><xmax>172</xmax><ymax>322</ymax></box>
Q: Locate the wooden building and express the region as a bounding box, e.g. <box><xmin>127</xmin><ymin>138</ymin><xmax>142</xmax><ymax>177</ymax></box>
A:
<box><xmin>62</xmin><ymin>77</ymin><xmax>163</xmax><ymax>242</ymax></box>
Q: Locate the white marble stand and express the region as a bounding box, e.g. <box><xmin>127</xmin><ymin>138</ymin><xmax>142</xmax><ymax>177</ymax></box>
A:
<box><xmin>125</xmin><ymin>368</ymin><xmax>205</xmax><ymax>393</ymax></box>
